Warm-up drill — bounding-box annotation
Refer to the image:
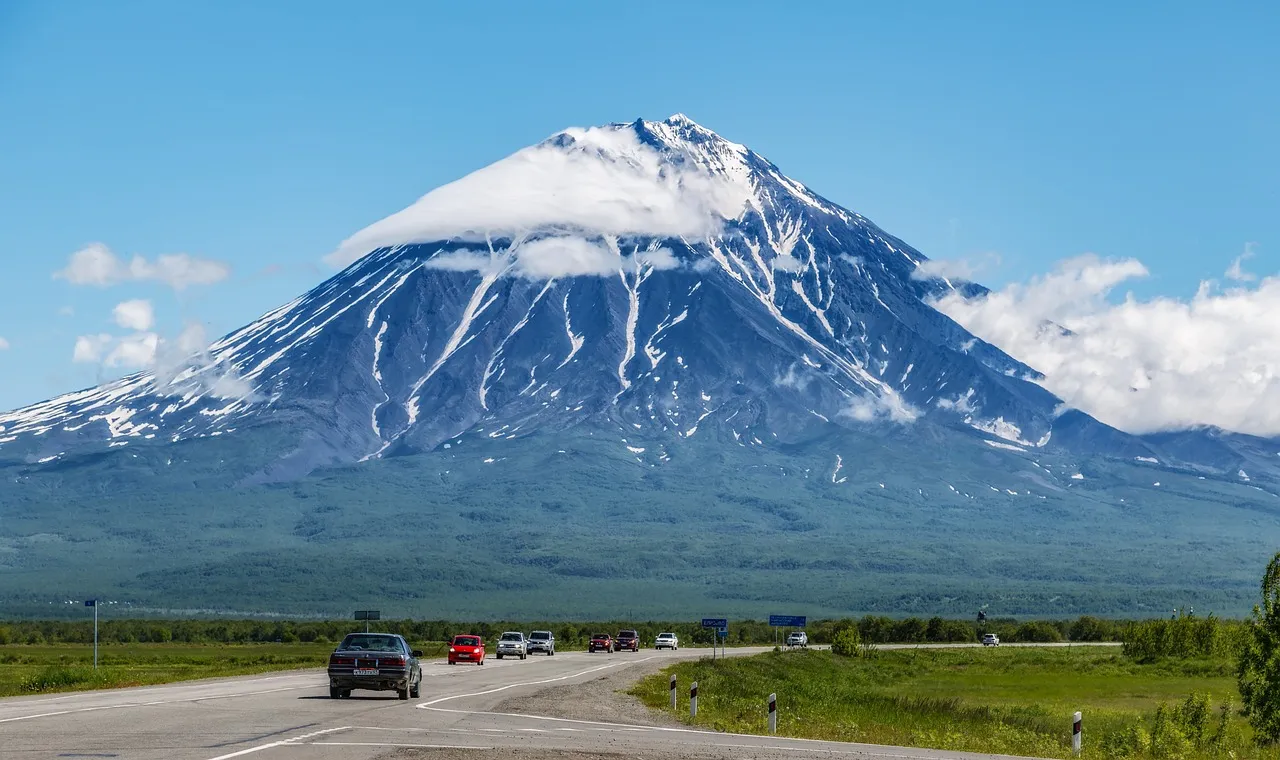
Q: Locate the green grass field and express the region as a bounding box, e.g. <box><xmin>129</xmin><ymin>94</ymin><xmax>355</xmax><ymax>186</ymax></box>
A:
<box><xmin>631</xmin><ymin>647</ymin><xmax>1278</xmax><ymax>759</ymax></box>
<box><xmin>0</xmin><ymin>641</ymin><xmax>448</xmax><ymax>697</ymax></box>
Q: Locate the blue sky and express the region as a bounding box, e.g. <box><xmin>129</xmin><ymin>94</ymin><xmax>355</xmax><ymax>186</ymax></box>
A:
<box><xmin>1</xmin><ymin>0</ymin><xmax>1276</xmax><ymax>412</ymax></box>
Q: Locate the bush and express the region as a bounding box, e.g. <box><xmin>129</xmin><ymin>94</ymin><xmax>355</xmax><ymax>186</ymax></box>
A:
<box><xmin>831</xmin><ymin>627</ymin><xmax>861</xmax><ymax>657</ymax></box>
<box><xmin>1239</xmin><ymin>551</ymin><xmax>1280</xmax><ymax>744</ymax></box>
<box><xmin>1069</xmin><ymin>615</ymin><xmax>1115</xmax><ymax>642</ymax></box>
<box><xmin>1011</xmin><ymin>621</ymin><xmax>1062</xmax><ymax>643</ymax></box>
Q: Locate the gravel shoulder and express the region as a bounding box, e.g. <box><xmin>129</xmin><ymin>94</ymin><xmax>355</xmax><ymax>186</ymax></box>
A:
<box><xmin>490</xmin><ymin>652</ymin><xmax>685</xmax><ymax>727</ymax></box>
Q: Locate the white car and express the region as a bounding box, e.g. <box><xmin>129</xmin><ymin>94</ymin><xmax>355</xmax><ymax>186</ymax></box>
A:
<box><xmin>496</xmin><ymin>631</ymin><xmax>527</xmax><ymax>659</ymax></box>
<box><xmin>654</xmin><ymin>632</ymin><xmax>679</xmax><ymax>650</ymax></box>
<box><xmin>786</xmin><ymin>631</ymin><xmax>808</xmax><ymax>648</ymax></box>
<box><xmin>982</xmin><ymin>633</ymin><xmax>1000</xmax><ymax>647</ymax></box>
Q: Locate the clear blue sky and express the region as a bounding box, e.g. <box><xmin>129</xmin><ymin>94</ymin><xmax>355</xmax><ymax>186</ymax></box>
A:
<box><xmin>1</xmin><ymin>0</ymin><xmax>1276</xmax><ymax>411</ymax></box>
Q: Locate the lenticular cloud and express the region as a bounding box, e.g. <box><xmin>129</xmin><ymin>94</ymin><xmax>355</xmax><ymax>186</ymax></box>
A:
<box><xmin>930</xmin><ymin>253</ymin><xmax>1280</xmax><ymax>436</ymax></box>
<box><xmin>327</xmin><ymin>123</ymin><xmax>751</xmax><ymax>267</ymax></box>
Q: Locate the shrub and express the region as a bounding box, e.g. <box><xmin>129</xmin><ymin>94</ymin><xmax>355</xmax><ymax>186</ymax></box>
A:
<box><xmin>831</xmin><ymin>627</ymin><xmax>861</xmax><ymax>657</ymax></box>
<box><xmin>1011</xmin><ymin>621</ymin><xmax>1062</xmax><ymax>643</ymax></box>
<box><xmin>1239</xmin><ymin>551</ymin><xmax>1280</xmax><ymax>744</ymax></box>
<box><xmin>1069</xmin><ymin>615</ymin><xmax>1114</xmax><ymax>642</ymax></box>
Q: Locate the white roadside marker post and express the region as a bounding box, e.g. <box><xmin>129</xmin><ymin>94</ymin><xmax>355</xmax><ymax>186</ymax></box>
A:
<box><xmin>670</xmin><ymin>675</ymin><xmax>677</xmax><ymax>709</ymax></box>
<box><xmin>1072</xmin><ymin>711</ymin><xmax>1082</xmax><ymax>756</ymax></box>
<box><xmin>690</xmin><ymin>681</ymin><xmax>698</xmax><ymax>719</ymax></box>
<box><xmin>768</xmin><ymin>692</ymin><xmax>777</xmax><ymax>734</ymax></box>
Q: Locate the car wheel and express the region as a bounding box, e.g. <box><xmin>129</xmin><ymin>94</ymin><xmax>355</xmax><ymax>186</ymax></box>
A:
<box><xmin>398</xmin><ymin>684</ymin><xmax>410</xmax><ymax>700</ymax></box>
<box><xmin>410</xmin><ymin>679</ymin><xmax>421</xmax><ymax>699</ymax></box>
<box><xmin>549</xmin><ymin>649</ymin><xmax>554</xmax><ymax>656</ymax></box>
<box><xmin>479</xmin><ymin>658</ymin><xmax>484</xmax><ymax>665</ymax></box>
<box><xmin>497</xmin><ymin>654</ymin><xmax>503</xmax><ymax>659</ymax></box>
<box><xmin>520</xmin><ymin>653</ymin><xmax>526</xmax><ymax>660</ymax></box>
<box><xmin>329</xmin><ymin>686</ymin><xmax>340</xmax><ymax>699</ymax></box>
<box><xmin>341</xmin><ymin>689</ymin><xmax>351</xmax><ymax>698</ymax></box>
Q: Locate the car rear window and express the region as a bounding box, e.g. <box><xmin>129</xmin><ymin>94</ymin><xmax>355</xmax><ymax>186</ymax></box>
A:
<box><xmin>454</xmin><ymin>636</ymin><xmax>480</xmax><ymax>646</ymax></box>
<box><xmin>339</xmin><ymin>635</ymin><xmax>401</xmax><ymax>652</ymax></box>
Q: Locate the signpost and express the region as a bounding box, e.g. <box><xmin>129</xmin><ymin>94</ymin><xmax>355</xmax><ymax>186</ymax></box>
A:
<box><xmin>85</xmin><ymin>599</ymin><xmax>97</xmax><ymax>670</ymax></box>
<box><xmin>769</xmin><ymin>614</ymin><xmax>806</xmax><ymax>647</ymax></box>
<box><xmin>354</xmin><ymin>610</ymin><xmax>381</xmax><ymax>633</ymax></box>
<box><xmin>701</xmin><ymin>618</ymin><xmax>728</xmax><ymax>659</ymax></box>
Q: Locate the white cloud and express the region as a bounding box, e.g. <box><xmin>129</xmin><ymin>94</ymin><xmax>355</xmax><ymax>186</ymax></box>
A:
<box><xmin>772</xmin><ymin>255</ymin><xmax>804</xmax><ymax>272</ymax></box>
<box><xmin>911</xmin><ymin>253</ymin><xmax>1001</xmax><ymax>282</ymax></box>
<box><xmin>58</xmin><ymin>306</ymin><xmax>75</xmax><ymax>317</ymax></box>
<box><xmin>1226</xmin><ymin>242</ymin><xmax>1258</xmax><ymax>282</ymax></box>
<box><xmin>0</xmin><ymin>337</ymin><xmax>9</xmax><ymax>350</ymax></box>
<box><xmin>104</xmin><ymin>332</ymin><xmax>159</xmax><ymax>369</ymax></box>
<box><xmin>327</xmin><ymin>123</ymin><xmax>752</xmax><ymax>267</ymax></box>
<box><xmin>73</xmin><ymin>334</ymin><xmax>114</xmax><ymax>363</ymax></box>
<box><xmin>54</xmin><ymin>243</ymin><xmax>231</xmax><ymax>290</ymax></box>
<box><xmin>422</xmin><ymin>238</ymin><xmax>682</xmax><ymax>280</ymax></box>
<box><xmin>112</xmin><ymin>299</ymin><xmax>155</xmax><ymax>331</ymax></box>
<box><xmin>842</xmin><ymin>393</ymin><xmax>920</xmax><ymax>425</ymax></box>
<box><xmin>930</xmin><ymin>251</ymin><xmax>1280</xmax><ymax>435</ymax></box>
<box><xmin>152</xmin><ymin>323</ymin><xmax>257</xmax><ymax>401</ymax></box>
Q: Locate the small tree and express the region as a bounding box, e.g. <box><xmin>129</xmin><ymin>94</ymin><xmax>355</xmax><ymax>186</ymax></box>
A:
<box><xmin>831</xmin><ymin>626</ymin><xmax>861</xmax><ymax>657</ymax></box>
<box><xmin>1238</xmin><ymin>551</ymin><xmax>1280</xmax><ymax>744</ymax></box>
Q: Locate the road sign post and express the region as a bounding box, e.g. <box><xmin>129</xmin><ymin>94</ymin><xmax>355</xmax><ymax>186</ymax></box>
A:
<box><xmin>1072</xmin><ymin>711</ymin><xmax>1082</xmax><ymax>756</ymax></box>
<box><xmin>354</xmin><ymin>610</ymin><xmax>381</xmax><ymax>633</ymax></box>
<box><xmin>85</xmin><ymin>600</ymin><xmax>97</xmax><ymax>670</ymax></box>
<box><xmin>670</xmin><ymin>675</ymin><xmax>677</xmax><ymax>709</ymax></box>
<box><xmin>690</xmin><ymin>681</ymin><xmax>698</xmax><ymax>718</ymax></box>
<box><xmin>701</xmin><ymin>618</ymin><xmax>728</xmax><ymax>659</ymax></box>
<box><xmin>768</xmin><ymin>692</ymin><xmax>777</xmax><ymax>734</ymax></box>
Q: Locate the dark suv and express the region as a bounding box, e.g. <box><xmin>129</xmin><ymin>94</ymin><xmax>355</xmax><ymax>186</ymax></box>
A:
<box><xmin>615</xmin><ymin>629</ymin><xmax>640</xmax><ymax>652</ymax></box>
<box><xmin>327</xmin><ymin>632</ymin><xmax>423</xmax><ymax>700</ymax></box>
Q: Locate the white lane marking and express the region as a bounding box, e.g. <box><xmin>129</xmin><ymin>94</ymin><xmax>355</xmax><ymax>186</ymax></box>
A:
<box><xmin>204</xmin><ymin>726</ymin><xmax>350</xmax><ymax>760</ymax></box>
<box><xmin>307</xmin><ymin>743</ymin><xmax>495</xmax><ymax>750</ymax></box>
<box><xmin>417</xmin><ymin>658</ymin><xmax>653</xmax><ymax>708</ymax></box>
<box><xmin>0</xmin><ymin>686</ymin><xmax>313</xmax><ymax>725</ymax></box>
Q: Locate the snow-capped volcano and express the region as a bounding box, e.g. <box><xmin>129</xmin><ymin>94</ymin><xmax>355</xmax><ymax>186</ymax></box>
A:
<box><xmin>0</xmin><ymin>115</ymin><xmax>1211</xmax><ymax>477</ymax></box>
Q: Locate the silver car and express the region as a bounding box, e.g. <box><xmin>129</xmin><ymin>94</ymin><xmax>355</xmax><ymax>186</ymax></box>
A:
<box><xmin>496</xmin><ymin>631</ymin><xmax>527</xmax><ymax>660</ymax></box>
<box><xmin>527</xmin><ymin>630</ymin><xmax>555</xmax><ymax>655</ymax></box>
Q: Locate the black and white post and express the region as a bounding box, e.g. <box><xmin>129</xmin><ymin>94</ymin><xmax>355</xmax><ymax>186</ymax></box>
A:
<box><xmin>768</xmin><ymin>692</ymin><xmax>777</xmax><ymax>734</ymax></box>
<box><xmin>690</xmin><ymin>681</ymin><xmax>698</xmax><ymax>719</ymax></box>
<box><xmin>670</xmin><ymin>675</ymin><xmax>677</xmax><ymax>709</ymax></box>
<box><xmin>84</xmin><ymin>599</ymin><xmax>97</xmax><ymax>670</ymax></box>
<box><xmin>1072</xmin><ymin>711</ymin><xmax>1082</xmax><ymax>756</ymax></box>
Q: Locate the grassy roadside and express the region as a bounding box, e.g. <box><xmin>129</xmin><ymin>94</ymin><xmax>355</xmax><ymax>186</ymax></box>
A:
<box><xmin>630</xmin><ymin>647</ymin><xmax>1280</xmax><ymax>759</ymax></box>
<box><xmin>0</xmin><ymin>641</ymin><xmax>449</xmax><ymax>697</ymax></box>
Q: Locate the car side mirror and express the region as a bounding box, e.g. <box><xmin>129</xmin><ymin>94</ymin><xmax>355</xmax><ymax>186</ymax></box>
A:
<box><xmin>411</xmin><ymin>649</ymin><xmax>423</xmax><ymax>657</ymax></box>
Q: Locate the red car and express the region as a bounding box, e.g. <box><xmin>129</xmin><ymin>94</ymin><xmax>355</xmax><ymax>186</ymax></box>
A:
<box><xmin>449</xmin><ymin>634</ymin><xmax>485</xmax><ymax>665</ymax></box>
<box><xmin>588</xmin><ymin>633</ymin><xmax>613</xmax><ymax>653</ymax></box>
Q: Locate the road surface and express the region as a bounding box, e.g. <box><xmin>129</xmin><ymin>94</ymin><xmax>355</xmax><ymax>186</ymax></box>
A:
<box><xmin>0</xmin><ymin>644</ymin><xmax>1106</xmax><ymax>759</ymax></box>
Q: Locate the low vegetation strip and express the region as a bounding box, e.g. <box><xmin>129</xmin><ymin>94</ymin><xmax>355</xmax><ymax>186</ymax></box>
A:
<box><xmin>0</xmin><ymin>642</ymin><xmax>446</xmax><ymax>697</ymax></box>
<box><xmin>631</xmin><ymin>647</ymin><xmax>1277</xmax><ymax>759</ymax></box>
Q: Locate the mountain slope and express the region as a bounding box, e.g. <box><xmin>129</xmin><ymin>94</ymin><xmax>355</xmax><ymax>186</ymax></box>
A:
<box><xmin>2</xmin><ymin>114</ymin><xmax>1278</xmax><ymax>617</ymax></box>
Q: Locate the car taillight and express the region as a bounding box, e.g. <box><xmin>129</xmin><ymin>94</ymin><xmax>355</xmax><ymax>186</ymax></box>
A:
<box><xmin>330</xmin><ymin>656</ymin><xmax>354</xmax><ymax>666</ymax></box>
<box><xmin>380</xmin><ymin>657</ymin><xmax>405</xmax><ymax>667</ymax></box>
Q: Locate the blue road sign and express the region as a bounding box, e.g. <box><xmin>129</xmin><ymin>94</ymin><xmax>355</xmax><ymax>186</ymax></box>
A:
<box><xmin>768</xmin><ymin>615</ymin><xmax>806</xmax><ymax>627</ymax></box>
<box><xmin>701</xmin><ymin>618</ymin><xmax>728</xmax><ymax>629</ymax></box>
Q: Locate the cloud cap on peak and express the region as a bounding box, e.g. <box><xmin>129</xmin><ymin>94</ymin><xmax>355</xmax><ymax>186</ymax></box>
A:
<box><xmin>327</xmin><ymin>120</ymin><xmax>753</xmax><ymax>268</ymax></box>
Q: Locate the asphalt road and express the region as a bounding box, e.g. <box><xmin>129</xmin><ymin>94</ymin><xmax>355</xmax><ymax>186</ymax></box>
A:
<box><xmin>0</xmin><ymin>644</ymin><xmax>1111</xmax><ymax>759</ymax></box>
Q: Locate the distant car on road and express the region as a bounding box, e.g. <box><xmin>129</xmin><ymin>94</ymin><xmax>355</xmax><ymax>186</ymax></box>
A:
<box><xmin>615</xmin><ymin>629</ymin><xmax>640</xmax><ymax>652</ymax></box>
<box><xmin>589</xmin><ymin>633</ymin><xmax>613</xmax><ymax>653</ymax></box>
<box><xmin>449</xmin><ymin>634</ymin><xmax>485</xmax><ymax>665</ymax></box>
<box><xmin>496</xmin><ymin>631</ymin><xmax>527</xmax><ymax>660</ymax></box>
<box><xmin>654</xmin><ymin>632</ymin><xmax>679</xmax><ymax>650</ymax></box>
<box><xmin>982</xmin><ymin>633</ymin><xmax>1000</xmax><ymax>647</ymax></box>
<box><xmin>327</xmin><ymin>632</ymin><xmax>422</xmax><ymax>700</ymax></box>
<box><xmin>527</xmin><ymin>630</ymin><xmax>556</xmax><ymax>656</ymax></box>
<box><xmin>786</xmin><ymin>631</ymin><xmax>808</xmax><ymax>648</ymax></box>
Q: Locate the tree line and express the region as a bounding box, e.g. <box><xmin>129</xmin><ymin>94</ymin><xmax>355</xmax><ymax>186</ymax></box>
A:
<box><xmin>0</xmin><ymin>614</ymin><xmax>1147</xmax><ymax>647</ymax></box>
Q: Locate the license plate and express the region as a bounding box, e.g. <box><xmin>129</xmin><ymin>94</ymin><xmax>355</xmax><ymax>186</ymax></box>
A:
<box><xmin>353</xmin><ymin>668</ymin><xmax>378</xmax><ymax>676</ymax></box>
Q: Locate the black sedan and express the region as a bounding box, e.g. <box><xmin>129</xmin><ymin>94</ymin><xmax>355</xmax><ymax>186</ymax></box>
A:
<box><xmin>327</xmin><ymin>632</ymin><xmax>423</xmax><ymax>700</ymax></box>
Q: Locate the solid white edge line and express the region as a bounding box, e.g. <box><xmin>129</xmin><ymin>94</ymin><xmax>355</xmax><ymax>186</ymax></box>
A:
<box><xmin>0</xmin><ymin>686</ymin><xmax>314</xmax><ymax>725</ymax></box>
<box><xmin>203</xmin><ymin>726</ymin><xmax>350</xmax><ymax>760</ymax></box>
<box><xmin>306</xmin><ymin>743</ymin><xmax>495</xmax><ymax>750</ymax></box>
